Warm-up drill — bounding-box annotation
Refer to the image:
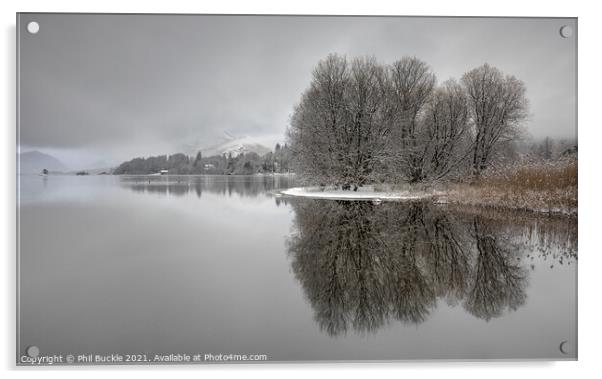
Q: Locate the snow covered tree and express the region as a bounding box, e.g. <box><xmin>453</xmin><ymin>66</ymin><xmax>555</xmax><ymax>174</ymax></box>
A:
<box><xmin>288</xmin><ymin>56</ymin><xmax>530</xmax><ymax>185</ymax></box>
<box><xmin>387</xmin><ymin>57</ymin><xmax>436</xmax><ymax>182</ymax></box>
<box><xmin>461</xmin><ymin>64</ymin><xmax>529</xmax><ymax>177</ymax></box>
<box><xmin>422</xmin><ymin>79</ymin><xmax>471</xmax><ymax>180</ymax></box>
<box><xmin>288</xmin><ymin>54</ymin><xmax>391</xmax><ymax>190</ymax></box>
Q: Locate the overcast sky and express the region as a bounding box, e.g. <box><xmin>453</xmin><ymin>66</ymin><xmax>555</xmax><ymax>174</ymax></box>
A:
<box><xmin>18</xmin><ymin>14</ymin><xmax>576</xmax><ymax>168</ymax></box>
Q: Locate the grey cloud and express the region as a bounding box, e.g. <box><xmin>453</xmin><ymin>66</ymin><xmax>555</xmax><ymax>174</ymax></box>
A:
<box><xmin>18</xmin><ymin>14</ymin><xmax>576</xmax><ymax>164</ymax></box>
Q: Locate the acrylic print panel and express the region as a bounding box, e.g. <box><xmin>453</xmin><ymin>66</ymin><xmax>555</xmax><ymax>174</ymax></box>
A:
<box><xmin>16</xmin><ymin>14</ymin><xmax>577</xmax><ymax>365</ymax></box>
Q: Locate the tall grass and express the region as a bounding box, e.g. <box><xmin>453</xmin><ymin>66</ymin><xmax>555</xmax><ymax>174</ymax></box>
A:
<box><xmin>479</xmin><ymin>159</ymin><xmax>577</xmax><ymax>192</ymax></box>
<box><xmin>447</xmin><ymin>158</ymin><xmax>577</xmax><ymax>214</ymax></box>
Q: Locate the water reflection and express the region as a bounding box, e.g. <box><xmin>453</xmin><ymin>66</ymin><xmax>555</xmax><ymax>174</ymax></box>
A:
<box><xmin>286</xmin><ymin>200</ymin><xmax>577</xmax><ymax>336</ymax></box>
<box><xmin>118</xmin><ymin>175</ymin><xmax>296</xmax><ymax>198</ymax></box>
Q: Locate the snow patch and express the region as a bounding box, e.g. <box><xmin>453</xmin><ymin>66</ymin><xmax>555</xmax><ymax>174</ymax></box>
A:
<box><xmin>280</xmin><ymin>186</ymin><xmax>433</xmax><ymax>201</ymax></box>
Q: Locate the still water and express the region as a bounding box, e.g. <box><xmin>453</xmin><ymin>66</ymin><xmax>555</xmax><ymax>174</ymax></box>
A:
<box><xmin>18</xmin><ymin>175</ymin><xmax>577</xmax><ymax>362</ymax></box>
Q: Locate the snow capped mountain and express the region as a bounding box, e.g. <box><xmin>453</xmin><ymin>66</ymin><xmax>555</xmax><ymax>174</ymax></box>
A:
<box><xmin>183</xmin><ymin>132</ymin><xmax>277</xmax><ymax>157</ymax></box>
<box><xmin>202</xmin><ymin>136</ymin><xmax>272</xmax><ymax>157</ymax></box>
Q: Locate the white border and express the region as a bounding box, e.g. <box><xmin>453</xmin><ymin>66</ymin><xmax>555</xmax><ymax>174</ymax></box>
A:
<box><xmin>3</xmin><ymin>1</ymin><xmax>600</xmax><ymax>378</ymax></box>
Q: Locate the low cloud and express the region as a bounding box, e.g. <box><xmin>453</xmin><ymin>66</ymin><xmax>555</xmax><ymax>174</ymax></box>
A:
<box><xmin>19</xmin><ymin>14</ymin><xmax>576</xmax><ymax>167</ymax></box>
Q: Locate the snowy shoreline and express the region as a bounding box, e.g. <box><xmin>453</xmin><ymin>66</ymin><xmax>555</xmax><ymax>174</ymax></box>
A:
<box><xmin>280</xmin><ymin>186</ymin><xmax>435</xmax><ymax>202</ymax></box>
<box><xmin>279</xmin><ymin>185</ymin><xmax>577</xmax><ymax>216</ymax></box>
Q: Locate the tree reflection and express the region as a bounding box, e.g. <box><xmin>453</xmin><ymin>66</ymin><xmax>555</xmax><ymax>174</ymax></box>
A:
<box><xmin>464</xmin><ymin>217</ymin><xmax>527</xmax><ymax>320</ymax></box>
<box><xmin>288</xmin><ymin>201</ymin><xmax>390</xmax><ymax>335</ymax></box>
<box><xmin>421</xmin><ymin>211</ymin><xmax>471</xmax><ymax>305</ymax></box>
<box><xmin>287</xmin><ymin>200</ymin><xmax>573</xmax><ymax>336</ymax></box>
<box><xmin>119</xmin><ymin>175</ymin><xmax>296</xmax><ymax>198</ymax></box>
<box><xmin>385</xmin><ymin>204</ymin><xmax>436</xmax><ymax>325</ymax></box>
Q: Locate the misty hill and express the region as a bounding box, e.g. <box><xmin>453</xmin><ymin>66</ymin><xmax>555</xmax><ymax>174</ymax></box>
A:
<box><xmin>19</xmin><ymin>151</ymin><xmax>68</xmax><ymax>174</ymax></box>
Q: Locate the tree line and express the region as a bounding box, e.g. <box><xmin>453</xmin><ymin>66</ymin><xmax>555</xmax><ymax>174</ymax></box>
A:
<box><xmin>113</xmin><ymin>144</ymin><xmax>292</xmax><ymax>175</ymax></box>
<box><xmin>287</xmin><ymin>54</ymin><xmax>529</xmax><ymax>189</ymax></box>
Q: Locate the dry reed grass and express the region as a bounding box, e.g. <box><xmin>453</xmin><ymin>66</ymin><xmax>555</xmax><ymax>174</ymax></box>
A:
<box><xmin>445</xmin><ymin>158</ymin><xmax>577</xmax><ymax>214</ymax></box>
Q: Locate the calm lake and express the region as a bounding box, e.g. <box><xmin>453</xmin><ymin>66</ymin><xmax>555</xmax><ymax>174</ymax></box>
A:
<box><xmin>18</xmin><ymin>175</ymin><xmax>577</xmax><ymax>362</ymax></box>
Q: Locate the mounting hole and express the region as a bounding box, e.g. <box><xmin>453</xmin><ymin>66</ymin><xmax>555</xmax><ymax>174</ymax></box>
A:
<box><xmin>559</xmin><ymin>340</ymin><xmax>573</xmax><ymax>355</ymax></box>
<box><xmin>26</xmin><ymin>345</ymin><xmax>40</xmax><ymax>358</ymax></box>
<box><xmin>27</xmin><ymin>21</ymin><xmax>40</xmax><ymax>34</ymax></box>
<box><xmin>559</xmin><ymin>25</ymin><xmax>573</xmax><ymax>38</ymax></box>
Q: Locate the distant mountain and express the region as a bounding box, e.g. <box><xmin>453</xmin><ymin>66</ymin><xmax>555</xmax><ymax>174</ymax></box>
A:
<box><xmin>183</xmin><ymin>132</ymin><xmax>272</xmax><ymax>158</ymax></box>
<box><xmin>19</xmin><ymin>151</ymin><xmax>69</xmax><ymax>174</ymax></box>
<box><xmin>203</xmin><ymin>136</ymin><xmax>272</xmax><ymax>157</ymax></box>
